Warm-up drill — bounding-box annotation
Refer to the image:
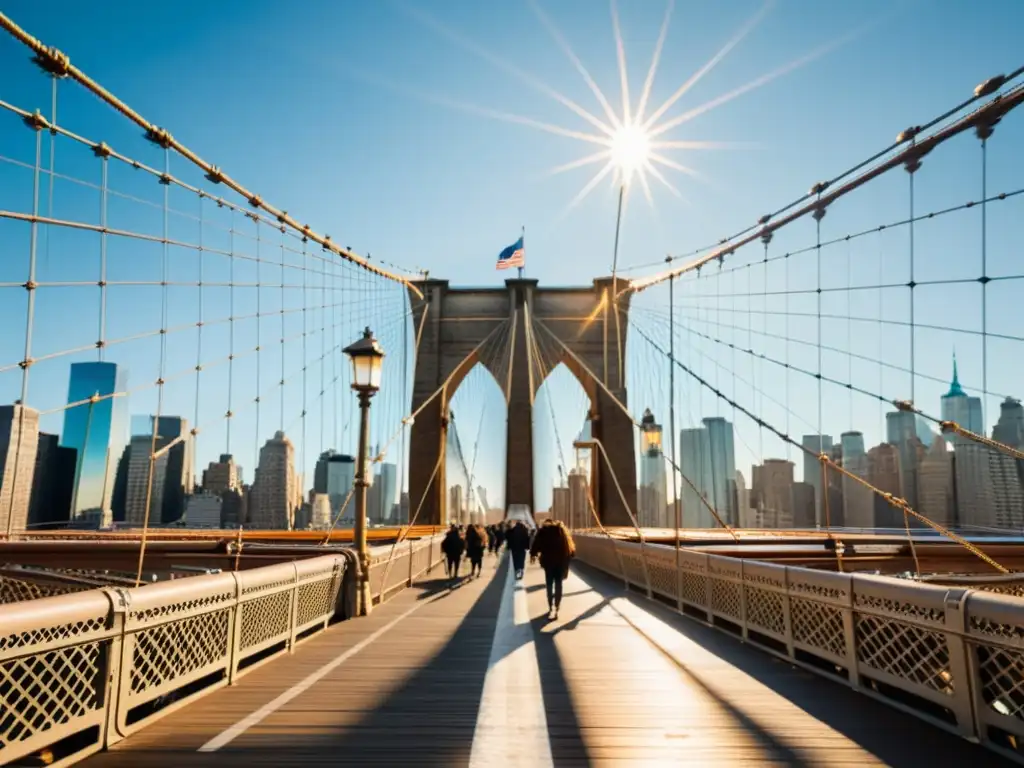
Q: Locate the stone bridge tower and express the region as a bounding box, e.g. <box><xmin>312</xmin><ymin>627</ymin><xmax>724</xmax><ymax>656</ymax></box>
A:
<box><xmin>406</xmin><ymin>278</ymin><xmax>636</xmax><ymax>527</ymax></box>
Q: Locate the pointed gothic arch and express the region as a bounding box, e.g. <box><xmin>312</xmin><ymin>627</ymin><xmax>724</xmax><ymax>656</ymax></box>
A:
<box><xmin>407</xmin><ymin>278</ymin><xmax>636</xmax><ymax>526</ymax></box>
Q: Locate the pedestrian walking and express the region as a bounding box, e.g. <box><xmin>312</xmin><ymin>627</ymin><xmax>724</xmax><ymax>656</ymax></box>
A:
<box><xmin>506</xmin><ymin>520</ymin><xmax>531</xmax><ymax>580</ymax></box>
<box><xmin>465</xmin><ymin>523</ymin><xmax>488</xmax><ymax>578</ymax></box>
<box><xmin>441</xmin><ymin>524</ymin><xmax>465</xmax><ymax>580</ymax></box>
<box><xmin>530</xmin><ymin>519</ymin><xmax>575</xmax><ymax>619</ymax></box>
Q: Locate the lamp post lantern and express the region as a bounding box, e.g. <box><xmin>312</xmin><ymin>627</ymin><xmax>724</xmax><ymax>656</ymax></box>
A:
<box><xmin>344</xmin><ymin>326</ymin><xmax>385</xmax><ymax>616</ymax></box>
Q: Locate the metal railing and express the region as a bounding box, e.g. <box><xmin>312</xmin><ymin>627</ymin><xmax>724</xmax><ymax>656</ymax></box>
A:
<box><xmin>0</xmin><ymin>534</ymin><xmax>444</xmax><ymax>767</ymax></box>
<box><xmin>574</xmin><ymin>533</ymin><xmax>1024</xmax><ymax>764</ymax></box>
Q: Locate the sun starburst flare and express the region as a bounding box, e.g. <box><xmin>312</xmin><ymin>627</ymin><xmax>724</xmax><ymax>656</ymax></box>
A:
<box><xmin>397</xmin><ymin>0</ymin><xmax>862</xmax><ymax>217</ymax></box>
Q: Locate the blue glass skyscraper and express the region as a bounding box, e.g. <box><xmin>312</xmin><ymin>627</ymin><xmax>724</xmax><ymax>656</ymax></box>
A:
<box><xmin>61</xmin><ymin>362</ymin><xmax>128</xmax><ymax>521</ymax></box>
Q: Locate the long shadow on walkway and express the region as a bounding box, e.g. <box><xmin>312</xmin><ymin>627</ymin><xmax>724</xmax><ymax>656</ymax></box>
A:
<box><xmin>575</xmin><ymin>563</ymin><xmax>1016</xmax><ymax>767</ymax></box>
<box><xmin>212</xmin><ymin>559</ymin><xmax>592</xmax><ymax>766</ymax></box>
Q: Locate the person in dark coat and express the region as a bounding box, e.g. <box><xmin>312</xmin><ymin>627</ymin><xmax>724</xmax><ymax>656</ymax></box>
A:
<box><xmin>465</xmin><ymin>523</ymin><xmax>488</xmax><ymax>577</ymax></box>
<box><xmin>506</xmin><ymin>521</ymin><xmax>531</xmax><ymax>580</ymax></box>
<box><xmin>530</xmin><ymin>519</ymin><xmax>576</xmax><ymax>619</ymax></box>
<box><xmin>441</xmin><ymin>524</ymin><xmax>465</xmax><ymax>580</ymax></box>
<box><xmin>486</xmin><ymin>525</ymin><xmax>497</xmax><ymax>555</ymax></box>
<box><xmin>493</xmin><ymin>523</ymin><xmax>506</xmax><ymax>556</ymax></box>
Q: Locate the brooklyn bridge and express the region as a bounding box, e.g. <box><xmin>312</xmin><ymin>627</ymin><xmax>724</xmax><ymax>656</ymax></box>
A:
<box><xmin>2</xmin><ymin>5</ymin><xmax>1024</xmax><ymax>766</ymax></box>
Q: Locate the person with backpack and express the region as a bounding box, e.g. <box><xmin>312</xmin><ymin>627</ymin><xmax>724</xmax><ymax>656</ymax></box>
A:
<box><xmin>465</xmin><ymin>523</ymin><xmax>488</xmax><ymax>578</ymax></box>
<box><xmin>505</xmin><ymin>520</ymin><xmax>531</xmax><ymax>580</ymax></box>
<box><xmin>530</xmin><ymin>519</ymin><xmax>576</xmax><ymax>619</ymax></box>
<box><xmin>441</xmin><ymin>524</ymin><xmax>465</xmax><ymax>580</ymax></box>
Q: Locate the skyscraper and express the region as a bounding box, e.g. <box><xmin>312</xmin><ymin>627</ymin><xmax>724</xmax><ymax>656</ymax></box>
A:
<box><xmin>918</xmin><ymin>437</ymin><xmax>954</xmax><ymax>527</ymax></box>
<box><xmin>0</xmin><ymin>404</ymin><xmax>39</xmax><ymax>535</ymax></box>
<box><xmin>886</xmin><ymin>411</ymin><xmax>926</xmax><ymax>514</ymax></box>
<box><xmin>61</xmin><ymin>361</ymin><xmax>128</xmax><ymax>522</ymax></box>
<box><xmin>941</xmin><ymin>354</ymin><xmax>983</xmax><ymax>442</ymax></box>
<box><xmin>703</xmin><ymin>417</ymin><xmax>737</xmax><ymax>526</ymax></box>
<box><xmin>638</xmin><ymin>409</ymin><xmax>668</xmax><ymax>528</ymax></box>
<box><xmin>940</xmin><ymin>354</ymin><xmax>990</xmax><ymax>526</ymax></box>
<box><xmin>309</xmin><ymin>493</ymin><xmax>332</xmax><ymax>529</ymax></box>
<box><xmin>203</xmin><ymin>454</ymin><xmax>240</xmax><ymax>495</ymax></box>
<box><xmin>28</xmin><ymin>432</ymin><xmax>77</xmax><ymax>529</ymax></box>
<box><xmin>801</xmin><ymin>434</ymin><xmax>833</xmax><ymax>527</ymax></box>
<box><xmin>374</xmin><ymin>462</ymin><xmax>397</xmax><ymax>524</ymax></box>
<box><xmin>750</xmin><ymin>459</ymin><xmax>794</xmax><ymax>528</ymax></box>
<box><xmin>551</xmin><ymin>485</ymin><xmax>570</xmax><ymax>525</ymax></box>
<box><xmin>568</xmin><ymin>469</ymin><xmax>589</xmax><ymax>530</ymax></box>
<box><xmin>448</xmin><ymin>484</ymin><xmax>464</xmax><ymax>524</ymax></box>
<box><xmin>791</xmin><ymin>482</ymin><xmax>816</xmax><ymax>528</ymax></box>
<box><xmin>990</xmin><ymin>398</ymin><xmax>1024</xmax><ymax>529</ymax></box>
<box><xmin>123</xmin><ymin>416</ymin><xmax>192</xmax><ymax>525</ymax></box>
<box><xmin>679</xmin><ymin>426</ymin><xmax>713</xmax><ymax>527</ymax></box>
<box><xmin>735</xmin><ymin>470</ymin><xmax>752</xmax><ymax>527</ymax></box>
<box><xmin>250</xmin><ymin>431</ymin><xmax>300</xmax><ymax>529</ymax></box>
<box><xmin>840</xmin><ymin>431</ymin><xmax>873</xmax><ymax>528</ymax></box>
<box><xmin>124</xmin><ymin>432</ymin><xmax>168</xmax><ymax>526</ymax></box>
<box><xmin>867</xmin><ymin>443</ymin><xmax>902</xmax><ymax>528</ymax></box>
<box><xmin>325</xmin><ymin>454</ymin><xmax>355</xmax><ymax>520</ymax></box>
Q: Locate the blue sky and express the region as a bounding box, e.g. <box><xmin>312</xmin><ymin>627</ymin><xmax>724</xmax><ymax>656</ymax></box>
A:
<box><xmin>1</xmin><ymin>0</ymin><xmax>1022</xmax><ymax>515</ymax></box>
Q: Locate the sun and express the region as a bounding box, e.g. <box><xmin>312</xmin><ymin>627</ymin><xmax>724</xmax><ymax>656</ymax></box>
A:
<box><xmin>609</xmin><ymin>122</ymin><xmax>652</xmax><ymax>184</ymax></box>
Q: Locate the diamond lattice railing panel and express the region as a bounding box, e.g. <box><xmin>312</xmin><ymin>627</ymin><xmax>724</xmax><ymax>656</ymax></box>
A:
<box><xmin>620</xmin><ymin>554</ymin><xmax>646</xmax><ymax>588</ymax></box>
<box><xmin>239</xmin><ymin>591</ymin><xmax>292</xmax><ymax>651</ymax></box>
<box><xmin>979</xmin><ymin>584</ymin><xmax>1024</xmax><ymax>599</ymax></box>
<box><xmin>969</xmin><ymin>616</ymin><xmax>1024</xmax><ymax>643</ymax></box>
<box><xmin>647</xmin><ymin>562</ymin><xmax>677</xmax><ymax>599</ymax></box>
<box><xmin>295</xmin><ymin>578</ymin><xmax>335</xmax><ymax>628</ymax></box>
<box><xmin>856</xmin><ymin>615</ymin><xmax>953</xmax><ymax>694</ymax></box>
<box><xmin>745</xmin><ymin>586</ymin><xmax>786</xmax><ymax>637</ymax></box>
<box><xmin>129</xmin><ymin>610</ymin><xmax>229</xmax><ymax>696</ymax></box>
<box><xmin>853</xmin><ymin>594</ymin><xmax>945</xmax><ymax>626</ymax></box>
<box><xmin>0</xmin><ymin>576</ymin><xmax>90</xmax><ymax>605</ymax></box>
<box><xmin>128</xmin><ymin>591</ymin><xmax>235</xmax><ymax>627</ymax></box>
<box><xmin>0</xmin><ymin>642</ymin><xmax>102</xmax><ymax>749</ymax></box>
<box><xmin>0</xmin><ymin>617</ymin><xmax>108</xmax><ymax>655</ymax></box>
<box><xmin>791</xmin><ymin>598</ymin><xmax>847</xmax><ymax>659</ymax></box>
<box><xmin>680</xmin><ymin>571</ymin><xmax>706</xmax><ymax>608</ymax></box>
<box><xmin>975</xmin><ymin>644</ymin><xmax>1024</xmax><ymax>722</ymax></box>
<box><xmin>711</xmin><ymin>580</ymin><xmax>742</xmax><ymax>620</ymax></box>
<box><xmin>241</xmin><ymin>577</ymin><xmax>294</xmax><ymax>598</ymax></box>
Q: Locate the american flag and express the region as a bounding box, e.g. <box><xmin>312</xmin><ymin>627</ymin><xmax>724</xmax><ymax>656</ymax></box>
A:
<box><xmin>496</xmin><ymin>236</ymin><xmax>525</xmax><ymax>270</ymax></box>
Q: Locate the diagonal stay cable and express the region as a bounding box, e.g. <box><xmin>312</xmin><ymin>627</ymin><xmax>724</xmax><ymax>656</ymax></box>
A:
<box><xmin>629</xmin><ymin>315</ymin><xmax>1008</xmax><ymax>573</ymax></box>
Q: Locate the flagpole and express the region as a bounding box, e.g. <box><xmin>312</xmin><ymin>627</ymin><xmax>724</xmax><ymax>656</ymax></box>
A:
<box><xmin>517</xmin><ymin>225</ymin><xmax>524</xmax><ymax>280</ymax></box>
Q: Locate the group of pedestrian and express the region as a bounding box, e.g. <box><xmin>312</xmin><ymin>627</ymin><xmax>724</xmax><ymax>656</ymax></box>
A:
<box><xmin>439</xmin><ymin>517</ymin><xmax>576</xmax><ymax>620</ymax></box>
<box><xmin>441</xmin><ymin>522</ymin><xmax>489</xmax><ymax>579</ymax></box>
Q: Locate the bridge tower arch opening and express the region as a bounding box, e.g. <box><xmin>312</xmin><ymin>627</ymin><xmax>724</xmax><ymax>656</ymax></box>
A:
<box><xmin>532</xmin><ymin>362</ymin><xmax>592</xmax><ymax>522</ymax></box>
<box><xmin>443</xmin><ymin>363</ymin><xmax>507</xmax><ymax>526</ymax></box>
<box><xmin>407</xmin><ymin>277</ymin><xmax>637</xmax><ymax>526</ymax></box>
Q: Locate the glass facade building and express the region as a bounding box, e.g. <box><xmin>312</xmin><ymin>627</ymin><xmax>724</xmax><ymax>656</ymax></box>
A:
<box><xmin>61</xmin><ymin>362</ymin><xmax>128</xmax><ymax>522</ymax></box>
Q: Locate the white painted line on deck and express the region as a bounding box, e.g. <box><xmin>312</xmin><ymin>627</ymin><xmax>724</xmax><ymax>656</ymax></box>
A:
<box><xmin>198</xmin><ymin>593</ymin><xmax>432</xmax><ymax>752</ymax></box>
<box><xmin>469</xmin><ymin>564</ymin><xmax>554</xmax><ymax>768</ymax></box>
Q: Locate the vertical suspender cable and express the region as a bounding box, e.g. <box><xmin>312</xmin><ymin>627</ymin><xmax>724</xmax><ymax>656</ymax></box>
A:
<box><xmin>6</xmin><ymin>106</ymin><xmax>42</xmax><ymax>537</ymax></box>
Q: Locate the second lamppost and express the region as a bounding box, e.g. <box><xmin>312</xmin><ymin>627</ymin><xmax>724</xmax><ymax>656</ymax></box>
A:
<box><xmin>344</xmin><ymin>326</ymin><xmax>385</xmax><ymax>616</ymax></box>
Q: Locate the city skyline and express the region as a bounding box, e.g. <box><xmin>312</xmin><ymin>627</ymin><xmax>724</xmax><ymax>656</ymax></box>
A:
<box><xmin>2</xmin><ymin>3</ymin><xmax>1022</xmax><ymax>529</ymax></box>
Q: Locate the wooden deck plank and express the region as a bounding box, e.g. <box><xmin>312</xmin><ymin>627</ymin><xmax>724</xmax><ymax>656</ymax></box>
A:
<box><xmin>547</xmin><ymin>564</ymin><xmax>1013</xmax><ymax>766</ymax></box>
<box><xmin>80</xmin><ymin>559</ymin><xmax>505</xmax><ymax>767</ymax></box>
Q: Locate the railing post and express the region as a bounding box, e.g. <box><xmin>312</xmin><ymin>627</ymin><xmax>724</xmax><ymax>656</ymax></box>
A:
<box><xmin>227</xmin><ymin>570</ymin><xmax>243</xmax><ymax>683</ymax></box>
<box><xmin>704</xmin><ymin>554</ymin><xmax>715</xmax><ymax>624</ymax></box>
<box><xmin>101</xmin><ymin>587</ymin><xmax>130</xmax><ymax>749</ymax></box>
<box><xmin>408</xmin><ymin>539</ymin><xmax>414</xmax><ymax>586</ymax></box>
<box><xmin>943</xmin><ymin>587</ymin><xmax>979</xmax><ymax>740</ymax></box>
<box><xmin>842</xmin><ymin>574</ymin><xmax>860</xmax><ymax>688</ymax></box>
<box><xmin>286</xmin><ymin>561</ymin><xmax>300</xmax><ymax>651</ymax></box>
<box><xmin>782</xmin><ymin>567</ymin><xmax>795</xmax><ymax>660</ymax></box>
<box><xmin>739</xmin><ymin>560</ymin><xmax>749</xmax><ymax>642</ymax></box>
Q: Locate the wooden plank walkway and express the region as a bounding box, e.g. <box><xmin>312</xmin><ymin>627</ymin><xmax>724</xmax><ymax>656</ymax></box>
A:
<box><xmin>78</xmin><ymin>554</ymin><xmax>1012</xmax><ymax>767</ymax></box>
